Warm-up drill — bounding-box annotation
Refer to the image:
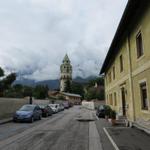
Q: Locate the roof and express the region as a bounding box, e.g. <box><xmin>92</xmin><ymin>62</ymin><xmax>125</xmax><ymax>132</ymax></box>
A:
<box><xmin>63</xmin><ymin>54</ymin><xmax>70</xmax><ymax>63</ymax></box>
<box><xmin>61</xmin><ymin>92</ymin><xmax>81</xmax><ymax>98</ymax></box>
<box><xmin>100</xmin><ymin>0</ymin><xmax>149</xmax><ymax>74</ymax></box>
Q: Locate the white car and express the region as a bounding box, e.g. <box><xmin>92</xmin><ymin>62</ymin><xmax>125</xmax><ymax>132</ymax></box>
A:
<box><xmin>48</xmin><ymin>104</ymin><xmax>59</xmax><ymax>113</ymax></box>
<box><xmin>59</xmin><ymin>104</ymin><xmax>65</xmax><ymax>111</ymax></box>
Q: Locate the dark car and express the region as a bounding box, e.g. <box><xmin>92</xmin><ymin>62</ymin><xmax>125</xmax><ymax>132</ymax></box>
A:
<box><xmin>68</xmin><ymin>102</ymin><xmax>74</xmax><ymax>107</ymax></box>
<box><xmin>96</xmin><ymin>105</ymin><xmax>106</xmax><ymax>118</ymax></box>
<box><xmin>13</xmin><ymin>104</ymin><xmax>42</xmax><ymax>123</ymax></box>
<box><xmin>39</xmin><ymin>104</ymin><xmax>53</xmax><ymax>117</ymax></box>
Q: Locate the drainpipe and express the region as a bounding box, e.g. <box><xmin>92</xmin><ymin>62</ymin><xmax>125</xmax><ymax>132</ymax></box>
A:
<box><xmin>127</xmin><ymin>33</ymin><xmax>136</xmax><ymax>123</ymax></box>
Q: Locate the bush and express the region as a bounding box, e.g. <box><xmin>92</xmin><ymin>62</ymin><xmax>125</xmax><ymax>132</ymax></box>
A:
<box><xmin>110</xmin><ymin>110</ymin><xmax>116</xmax><ymax>119</ymax></box>
<box><xmin>105</xmin><ymin>105</ymin><xmax>112</xmax><ymax>117</ymax></box>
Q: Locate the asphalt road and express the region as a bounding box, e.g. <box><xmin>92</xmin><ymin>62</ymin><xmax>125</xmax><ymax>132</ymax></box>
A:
<box><xmin>0</xmin><ymin>106</ymin><xmax>89</xmax><ymax>150</ymax></box>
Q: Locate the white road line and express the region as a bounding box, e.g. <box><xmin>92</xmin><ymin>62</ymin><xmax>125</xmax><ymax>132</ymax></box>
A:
<box><xmin>95</xmin><ymin>115</ymin><xmax>99</xmax><ymax>120</ymax></box>
<box><xmin>103</xmin><ymin>127</ymin><xmax>120</xmax><ymax>150</ymax></box>
<box><xmin>93</xmin><ymin>112</ymin><xmax>99</xmax><ymax>120</ymax></box>
<box><xmin>89</xmin><ymin>122</ymin><xmax>103</xmax><ymax>150</ymax></box>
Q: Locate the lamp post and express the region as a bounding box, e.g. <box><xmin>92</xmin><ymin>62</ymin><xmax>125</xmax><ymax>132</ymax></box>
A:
<box><xmin>29</xmin><ymin>95</ymin><xmax>32</xmax><ymax>104</ymax></box>
<box><xmin>28</xmin><ymin>90</ymin><xmax>33</xmax><ymax>104</ymax></box>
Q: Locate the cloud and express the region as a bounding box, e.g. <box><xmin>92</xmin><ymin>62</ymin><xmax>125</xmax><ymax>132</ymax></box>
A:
<box><xmin>0</xmin><ymin>0</ymin><xmax>127</xmax><ymax>81</ymax></box>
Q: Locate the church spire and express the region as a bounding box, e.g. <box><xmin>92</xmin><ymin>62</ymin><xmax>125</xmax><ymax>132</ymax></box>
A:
<box><xmin>63</xmin><ymin>54</ymin><xmax>70</xmax><ymax>63</ymax></box>
<box><xmin>60</xmin><ymin>54</ymin><xmax>72</xmax><ymax>92</ymax></box>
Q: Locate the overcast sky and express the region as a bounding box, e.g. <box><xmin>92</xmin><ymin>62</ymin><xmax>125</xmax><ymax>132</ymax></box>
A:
<box><xmin>0</xmin><ymin>0</ymin><xmax>128</xmax><ymax>81</ymax></box>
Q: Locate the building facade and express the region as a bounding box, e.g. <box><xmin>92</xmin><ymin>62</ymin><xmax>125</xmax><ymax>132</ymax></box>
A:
<box><xmin>100</xmin><ymin>0</ymin><xmax>150</xmax><ymax>129</ymax></box>
<box><xmin>61</xmin><ymin>92</ymin><xmax>81</xmax><ymax>104</ymax></box>
<box><xmin>60</xmin><ymin>54</ymin><xmax>72</xmax><ymax>92</ymax></box>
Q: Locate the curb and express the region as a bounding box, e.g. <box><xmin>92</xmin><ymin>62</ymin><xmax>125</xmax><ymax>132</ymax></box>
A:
<box><xmin>0</xmin><ymin>118</ymin><xmax>12</xmax><ymax>125</ymax></box>
<box><xmin>133</xmin><ymin>123</ymin><xmax>150</xmax><ymax>135</ymax></box>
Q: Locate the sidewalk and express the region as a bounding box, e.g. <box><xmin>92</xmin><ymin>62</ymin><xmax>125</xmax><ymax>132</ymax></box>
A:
<box><xmin>0</xmin><ymin>118</ymin><xmax>12</xmax><ymax>125</ymax></box>
<box><xmin>96</xmin><ymin>118</ymin><xmax>150</xmax><ymax>150</ymax></box>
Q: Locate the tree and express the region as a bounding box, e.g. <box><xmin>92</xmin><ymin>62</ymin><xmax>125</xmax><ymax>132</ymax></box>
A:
<box><xmin>4</xmin><ymin>84</ymin><xmax>23</xmax><ymax>98</ymax></box>
<box><xmin>2</xmin><ymin>73</ymin><xmax>16</xmax><ymax>89</ymax></box>
<box><xmin>33</xmin><ymin>85</ymin><xmax>49</xmax><ymax>99</ymax></box>
<box><xmin>23</xmin><ymin>86</ymin><xmax>33</xmax><ymax>97</ymax></box>
<box><xmin>84</xmin><ymin>88</ymin><xmax>96</xmax><ymax>100</ymax></box>
<box><xmin>13</xmin><ymin>84</ymin><xmax>23</xmax><ymax>91</ymax></box>
<box><xmin>0</xmin><ymin>67</ymin><xmax>4</xmax><ymax>77</ymax></box>
<box><xmin>87</xmin><ymin>77</ymin><xmax>104</xmax><ymax>88</ymax></box>
<box><xmin>84</xmin><ymin>77</ymin><xmax>105</xmax><ymax>101</ymax></box>
<box><xmin>64</xmin><ymin>79</ymin><xmax>71</xmax><ymax>92</ymax></box>
<box><xmin>0</xmin><ymin>67</ymin><xmax>16</xmax><ymax>97</ymax></box>
<box><xmin>71</xmin><ymin>82</ymin><xmax>84</xmax><ymax>98</ymax></box>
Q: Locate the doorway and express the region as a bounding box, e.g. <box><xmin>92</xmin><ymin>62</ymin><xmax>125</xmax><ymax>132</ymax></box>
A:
<box><xmin>121</xmin><ymin>87</ymin><xmax>126</xmax><ymax>116</ymax></box>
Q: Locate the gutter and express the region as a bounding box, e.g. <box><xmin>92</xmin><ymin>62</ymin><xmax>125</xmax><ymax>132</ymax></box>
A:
<box><xmin>0</xmin><ymin>118</ymin><xmax>12</xmax><ymax>125</ymax></box>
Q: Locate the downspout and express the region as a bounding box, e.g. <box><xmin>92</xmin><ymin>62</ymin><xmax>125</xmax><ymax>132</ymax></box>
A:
<box><xmin>127</xmin><ymin>33</ymin><xmax>136</xmax><ymax>122</ymax></box>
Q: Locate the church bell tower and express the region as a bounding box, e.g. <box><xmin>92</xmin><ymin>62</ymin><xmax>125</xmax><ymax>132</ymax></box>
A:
<box><xmin>60</xmin><ymin>54</ymin><xmax>72</xmax><ymax>92</ymax></box>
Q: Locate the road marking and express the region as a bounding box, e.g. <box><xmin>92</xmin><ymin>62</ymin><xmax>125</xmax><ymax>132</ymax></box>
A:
<box><xmin>103</xmin><ymin>127</ymin><xmax>120</xmax><ymax>150</ymax></box>
<box><xmin>105</xmin><ymin>127</ymin><xmax>129</xmax><ymax>129</ymax></box>
<box><xmin>89</xmin><ymin>121</ymin><xmax>103</xmax><ymax>150</ymax></box>
<box><xmin>95</xmin><ymin>115</ymin><xmax>99</xmax><ymax>120</ymax></box>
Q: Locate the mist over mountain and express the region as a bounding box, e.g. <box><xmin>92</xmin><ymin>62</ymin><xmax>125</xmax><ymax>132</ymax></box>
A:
<box><xmin>13</xmin><ymin>76</ymin><xmax>97</xmax><ymax>90</ymax></box>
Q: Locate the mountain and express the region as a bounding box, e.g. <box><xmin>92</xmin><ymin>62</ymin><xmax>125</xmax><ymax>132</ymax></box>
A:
<box><xmin>14</xmin><ymin>78</ymin><xmax>36</xmax><ymax>87</ymax></box>
<box><xmin>13</xmin><ymin>76</ymin><xmax>97</xmax><ymax>90</ymax></box>
<box><xmin>73</xmin><ymin>76</ymin><xmax>97</xmax><ymax>83</ymax></box>
<box><xmin>36</xmin><ymin>80</ymin><xmax>59</xmax><ymax>90</ymax></box>
<box><xmin>14</xmin><ymin>78</ymin><xmax>59</xmax><ymax>90</ymax></box>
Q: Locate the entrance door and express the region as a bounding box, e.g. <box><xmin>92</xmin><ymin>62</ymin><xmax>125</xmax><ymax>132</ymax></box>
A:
<box><xmin>121</xmin><ymin>87</ymin><xmax>126</xmax><ymax>116</ymax></box>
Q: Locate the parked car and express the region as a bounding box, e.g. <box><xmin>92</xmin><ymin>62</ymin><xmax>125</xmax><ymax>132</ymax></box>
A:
<box><xmin>39</xmin><ymin>104</ymin><xmax>53</xmax><ymax>117</ymax></box>
<box><xmin>63</xmin><ymin>102</ymin><xmax>69</xmax><ymax>109</ymax></box>
<box><xmin>74</xmin><ymin>102</ymin><xmax>80</xmax><ymax>105</ymax></box>
<box><xmin>13</xmin><ymin>104</ymin><xmax>42</xmax><ymax>123</ymax></box>
<box><xmin>58</xmin><ymin>103</ymin><xmax>65</xmax><ymax>111</ymax></box>
<box><xmin>96</xmin><ymin>105</ymin><xmax>107</xmax><ymax>118</ymax></box>
<box><xmin>48</xmin><ymin>104</ymin><xmax>59</xmax><ymax>113</ymax></box>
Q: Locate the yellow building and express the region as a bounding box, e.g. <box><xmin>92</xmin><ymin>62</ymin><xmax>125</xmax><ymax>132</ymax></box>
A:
<box><xmin>100</xmin><ymin>0</ymin><xmax>150</xmax><ymax>130</ymax></box>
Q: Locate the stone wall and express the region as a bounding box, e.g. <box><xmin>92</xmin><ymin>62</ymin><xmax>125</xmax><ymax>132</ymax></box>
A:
<box><xmin>0</xmin><ymin>98</ymin><xmax>51</xmax><ymax>120</ymax></box>
<box><xmin>0</xmin><ymin>98</ymin><xmax>29</xmax><ymax>119</ymax></box>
